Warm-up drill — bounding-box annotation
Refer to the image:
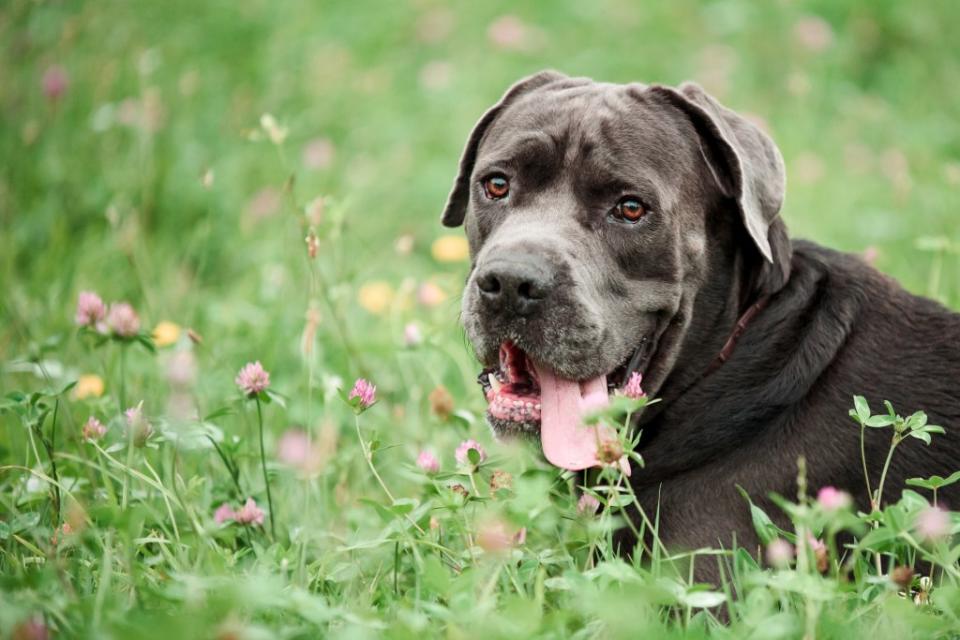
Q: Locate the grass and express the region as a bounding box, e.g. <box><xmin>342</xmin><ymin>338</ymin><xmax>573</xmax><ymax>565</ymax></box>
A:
<box><xmin>2</xmin><ymin>1</ymin><xmax>960</xmax><ymax>637</ymax></box>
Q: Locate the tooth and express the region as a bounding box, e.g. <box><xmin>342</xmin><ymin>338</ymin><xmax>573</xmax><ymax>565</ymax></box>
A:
<box><xmin>489</xmin><ymin>374</ymin><xmax>502</xmax><ymax>393</ymax></box>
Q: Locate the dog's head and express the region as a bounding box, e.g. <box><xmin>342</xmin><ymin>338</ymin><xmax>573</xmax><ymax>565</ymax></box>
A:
<box><xmin>442</xmin><ymin>71</ymin><xmax>791</xmax><ymax>463</ymax></box>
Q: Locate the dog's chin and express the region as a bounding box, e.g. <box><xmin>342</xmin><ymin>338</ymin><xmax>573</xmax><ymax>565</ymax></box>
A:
<box><xmin>486</xmin><ymin>415</ymin><xmax>541</xmax><ymax>441</ymax></box>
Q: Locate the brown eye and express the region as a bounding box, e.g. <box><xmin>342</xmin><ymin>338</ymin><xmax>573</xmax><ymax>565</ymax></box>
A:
<box><xmin>615</xmin><ymin>197</ymin><xmax>646</xmax><ymax>222</ymax></box>
<box><xmin>483</xmin><ymin>175</ymin><xmax>510</xmax><ymax>199</ymax></box>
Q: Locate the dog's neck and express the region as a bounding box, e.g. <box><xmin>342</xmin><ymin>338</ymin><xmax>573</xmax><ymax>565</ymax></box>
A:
<box><xmin>704</xmin><ymin>294</ymin><xmax>771</xmax><ymax>375</ymax></box>
<box><xmin>644</xmin><ymin>221</ymin><xmax>771</xmax><ymax>411</ymax></box>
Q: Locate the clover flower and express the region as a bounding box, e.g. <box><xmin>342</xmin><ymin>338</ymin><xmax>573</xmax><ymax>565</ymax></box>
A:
<box><xmin>429</xmin><ymin>385</ymin><xmax>454</xmax><ymax>420</ymax></box>
<box><xmin>235</xmin><ymin>361</ymin><xmax>270</xmax><ymax>396</ymax></box>
<box><xmin>816</xmin><ymin>486</ymin><xmax>852</xmax><ymax>512</ymax></box>
<box><xmin>891</xmin><ymin>565</ymin><xmax>914</xmax><ymax>590</ymax></box>
<box><xmin>489</xmin><ymin>469</ymin><xmax>513</xmax><ymax>493</ymax></box>
<box><xmin>477</xmin><ymin>519</ymin><xmax>526</xmax><ymax>553</ymax></box>
<box><xmin>277</xmin><ymin>429</ymin><xmax>323</xmax><ymax>475</ymax></box>
<box><xmin>417</xmin><ymin>282</ymin><xmax>447</xmax><ymax>307</ymax></box>
<box><xmin>82</xmin><ymin>417</ymin><xmax>107</xmax><ymax>441</ymax></box>
<box><xmin>75</xmin><ymin>291</ymin><xmax>106</xmax><ymax>327</ymax></box>
<box><xmin>107</xmin><ymin>302</ymin><xmax>140</xmax><ymax>337</ymax></box>
<box><xmin>348</xmin><ymin>378</ymin><xmax>376</xmax><ymax>411</ymax></box>
<box><xmin>215</xmin><ymin>499</ymin><xmax>265</xmax><ymax>526</ymax></box>
<box><xmin>403</xmin><ymin>322</ymin><xmax>423</xmax><ymax>347</ymax></box>
<box><xmin>11</xmin><ymin>616</ymin><xmax>49</xmax><ymax>640</ymax></box>
<box><xmin>916</xmin><ymin>506</ymin><xmax>951</xmax><ymax>541</ymax></box>
<box><xmin>799</xmin><ymin>534</ymin><xmax>829</xmax><ymax>573</ymax></box>
<box><xmin>455</xmin><ymin>439</ymin><xmax>486</xmax><ymax>467</ymax></box>
<box><xmin>416</xmin><ymin>450</ymin><xmax>440</xmax><ymax>474</ymax></box>
<box><xmin>622</xmin><ymin>371</ymin><xmax>645</xmax><ymax>399</ymax></box>
<box><xmin>577</xmin><ymin>493</ymin><xmax>600</xmax><ymax>516</ymax></box>
<box><xmin>766</xmin><ymin>538</ymin><xmax>794</xmax><ymax>568</ymax></box>
<box><xmin>597</xmin><ymin>437</ymin><xmax>631</xmax><ymax>476</ymax></box>
<box><xmin>233</xmin><ymin>498</ymin><xmax>265</xmax><ymax>526</ymax></box>
<box><xmin>42</xmin><ymin>65</ymin><xmax>69</xmax><ymax>101</ymax></box>
<box><xmin>214</xmin><ymin>503</ymin><xmax>235</xmax><ymax>525</ymax></box>
<box><xmin>124</xmin><ymin>402</ymin><xmax>153</xmax><ymax>447</ymax></box>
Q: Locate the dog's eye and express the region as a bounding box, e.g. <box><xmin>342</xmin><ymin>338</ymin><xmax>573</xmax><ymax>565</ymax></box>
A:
<box><xmin>483</xmin><ymin>175</ymin><xmax>510</xmax><ymax>200</ymax></box>
<box><xmin>612</xmin><ymin>197</ymin><xmax>647</xmax><ymax>223</ymax></box>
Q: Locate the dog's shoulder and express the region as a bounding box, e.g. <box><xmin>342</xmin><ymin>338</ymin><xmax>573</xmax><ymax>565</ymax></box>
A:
<box><xmin>789</xmin><ymin>238</ymin><xmax>960</xmax><ymax>327</ymax></box>
<box><xmin>732</xmin><ymin>238</ymin><xmax>960</xmax><ymax>414</ymax></box>
<box><xmin>785</xmin><ymin>239</ymin><xmax>960</xmax><ymax>424</ymax></box>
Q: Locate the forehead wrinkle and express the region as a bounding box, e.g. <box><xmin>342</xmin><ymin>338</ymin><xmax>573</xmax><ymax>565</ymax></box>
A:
<box><xmin>477</xmin><ymin>128</ymin><xmax>555</xmax><ymax>166</ymax></box>
<box><xmin>561</xmin><ymin>92</ymin><xmax>620</xmax><ymax>166</ymax></box>
<box><xmin>619</xmin><ymin>87</ymin><xmax>701</xmax><ymax>164</ymax></box>
<box><xmin>587</xmin><ymin>95</ymin><xmax>695</xmax><ymax>209</ymax></box>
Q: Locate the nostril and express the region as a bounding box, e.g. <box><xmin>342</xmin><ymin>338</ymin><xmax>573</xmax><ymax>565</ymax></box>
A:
<box><xmin>517</xmin><ymin>279</ymin><xmax>545</xmax><ymax>301</ymax></box>
<box><xmin>517</xmin><ymin>281</ymin><xmax>532</xmax><ymax>300</ymax></box>
<box><xmin>477</xmin><ymin>273</ymin><xmax>501</xmax><ymax>295</ymax></box>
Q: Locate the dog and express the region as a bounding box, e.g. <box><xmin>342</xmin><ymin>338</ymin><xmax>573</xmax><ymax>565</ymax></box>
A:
<box><xmin>441</xmin><ymin>70</ymin><xmax>960</xmax><ymax>580</ymax></box>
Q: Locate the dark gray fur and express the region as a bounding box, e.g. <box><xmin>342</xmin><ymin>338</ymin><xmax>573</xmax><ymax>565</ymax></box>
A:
<box><xmin>443</xmin><ymin>71</ymin><xmax>960</xmax><ymax>581</ymax></box>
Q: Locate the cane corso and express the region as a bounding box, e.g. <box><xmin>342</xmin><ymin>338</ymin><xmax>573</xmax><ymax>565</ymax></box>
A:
<box><xmin>441</xmin><ymin>70</ymin><xmax>960</xmax><ymax>578</ymax></box>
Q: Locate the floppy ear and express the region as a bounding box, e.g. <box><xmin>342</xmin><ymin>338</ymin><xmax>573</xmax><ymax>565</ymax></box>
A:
<box><xmin>441</xmin><ymin>70</ymin><xmax>567</xmax><ymax>227</ymax></box>
<box><xmin>650</xmin><ymin>82</ymin><xmax>790</xmax><ymax>292</ymax></box>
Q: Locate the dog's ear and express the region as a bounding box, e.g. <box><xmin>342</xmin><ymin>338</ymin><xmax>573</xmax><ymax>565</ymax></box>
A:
<box><xmin>441</xmin><ymin>70</ymin><xmax>567</xmax><ymax>227</ymax></box>
<box><xmin>650</xmin><ymin>82</ymin><xmax>790</xmax><ymax>293</ymax></box>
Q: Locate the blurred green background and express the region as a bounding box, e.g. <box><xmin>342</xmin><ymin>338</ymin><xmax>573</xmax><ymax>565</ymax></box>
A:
<box><xmin>2</xmin><ymin>1</ymin><xmax>960</xmax><ymax>636</ymax></box>
<box><xmin>3</xmin><ymin>0</ymin><xmax>960</xmax><ymax>360</ymax></box>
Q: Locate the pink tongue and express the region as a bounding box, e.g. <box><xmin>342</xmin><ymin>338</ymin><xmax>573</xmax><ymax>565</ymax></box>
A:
<box><xmin>534</xmin><ymin>362</ymin><xmax>616</xmax><ymax>471</ymax></box>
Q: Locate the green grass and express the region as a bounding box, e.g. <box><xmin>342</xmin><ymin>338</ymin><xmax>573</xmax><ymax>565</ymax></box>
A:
<box><xmin>2</xmin><ymin>1</ymin><xmax>960</xmax><ymax>637</ymax></box>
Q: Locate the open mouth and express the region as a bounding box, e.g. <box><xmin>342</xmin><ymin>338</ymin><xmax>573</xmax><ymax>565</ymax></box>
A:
<box><xmin>477</xmin><ymin>339</ymin><xmax>652</xmax><ymax>471</ymax></box>
<box><xmin>478</xmin><ymin>342</ymin><xmax>544</xmax><ymax>424</ymax></box>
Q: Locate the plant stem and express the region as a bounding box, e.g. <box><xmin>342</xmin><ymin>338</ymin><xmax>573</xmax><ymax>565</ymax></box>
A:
<box><xmin>859</xmin><ymin>421</ymin><xmax>872</xmax><ymax>507</ymax></box>
<box><xmin>206</xmin><ymin>434</ymin><xmax>243</xmax><ymax>498</ymax></box>
<box><xmin>874</xmin><ymin>436</ymin><xmax>899</xmax><ymax>511</ymax></box>
<box><xmin>857</xmin><ymin>418</ymin><xmax>881</xmax><ymax>573</ymax></box>
<box><xmin>394</xmin><ymin>541</ymin><xmax>400</xmax><ymax>595</ymax></box>
<box><xmin>31</xmin><ymin>416</ymin><xmax>61</xmax><ymax>526</ymax></box>
<box><xmin>256</xmin><ymin>396</ymin><xmax>276</xmax><ymax>540</ymax></box>
<box><xmin>353</xmin><ymin>414</ymin><xmax>432</xmax><ymax>539</ymax></box>
<box><xmin>118</xmin><ymin>343</ymin><xmax>127</xmax><ymax>413</ymax></box>
<box><xmin>869</xmin><ymin>435</ymin><xmax>900</xmax><ymax>576</ymax></box>
<box><xmin>121</xmin><ymin>416</ymin><xmax>134</xmax><ymax>510</ymax></box>
<box><xmin>468</xmin><ymin>470</ymin><xmax>480</xmax><ymax>496</ymax></box>
<box><xmin>354</xmin><ymin>414</ymin><xmax>397</xmax><ymax>504</ymax></box>
<box><xmin>96</xmin><ymin>448</ymin><xmax>119</xmax><ymax>505</ymax></box>
<box><xmin>351</xmin><ymin>412</ymin><xmax>453</xmax><ymax>569</ymax></box>
<box><xmin>47</xmin><ymin>398</ymin><xmax>62</xmax><ymax>525</ymax></box>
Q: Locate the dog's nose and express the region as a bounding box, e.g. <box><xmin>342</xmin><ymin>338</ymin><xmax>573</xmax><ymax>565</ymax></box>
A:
<box><xmin>476</xmin><ymin>258</ymin><xmax>552</xmax><ymax>316</ymax></box>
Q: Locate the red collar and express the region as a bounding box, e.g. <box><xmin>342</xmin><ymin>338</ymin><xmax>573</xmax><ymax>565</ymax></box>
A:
<box><xmin>706</xmin><ymin>295</ymin><xmax>771</xmax><ymax>375</ymax></box>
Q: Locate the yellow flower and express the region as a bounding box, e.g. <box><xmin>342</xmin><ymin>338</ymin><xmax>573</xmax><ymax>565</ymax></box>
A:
<box><xmin>73</xmin><ymin>374</ymin><xmax>105</xmax><ymax>400</ymax></box>
<box><xmin>431</xmin><ymin>235</ymin><xmax>469</xmax><ymax>263</ymax></box>
<box><xmin>358</xmin><ymin>281</ymin><xmax>394</xmax><ymax>315</ymax></box>
<box><xmin>152</xmin><ymin>321</ymin><xmax>181</xmax><ymax>347</ymax></box>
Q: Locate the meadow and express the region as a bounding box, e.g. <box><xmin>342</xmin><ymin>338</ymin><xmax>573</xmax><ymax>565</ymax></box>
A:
<box><xmin>2</xmin><ymin>1</ymin><xmax>960</xmax><ymax>638</ymax></box>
